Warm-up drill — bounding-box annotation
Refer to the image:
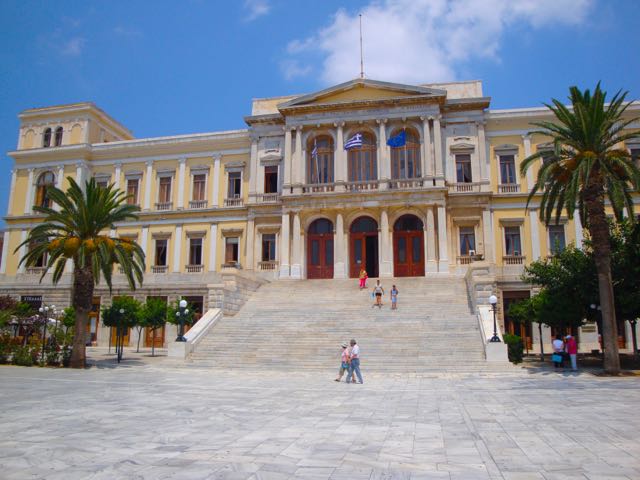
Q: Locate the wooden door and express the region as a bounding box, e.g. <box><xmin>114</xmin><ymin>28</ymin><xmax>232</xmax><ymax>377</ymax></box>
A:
<box><xmin>110</xmin><ymin>326</ymin><xmax>130</xmax><ymax>347</ymax></box>
<box><xmin>307</xmin><ymin>233</ymin><xmax>334</xmax><ymax>279</ymax></box>
<box><xmin>393</xmin><ymin>230</ymin><xmax>424</xmax><ymax>277</ymax></box>
<box><xmin>145</xmin><ymin>325</ymin><xmax>165</xmax><ymax>348</ymax></box>
<box><xmin>349</xmin><ymin>233</ymin><xmax>378</xmax><ymax>278</ymax></box>
<box><xmin>87</xmin><ymin>297</ymin><xmax>100</xmax><ymax>346</ymax></box>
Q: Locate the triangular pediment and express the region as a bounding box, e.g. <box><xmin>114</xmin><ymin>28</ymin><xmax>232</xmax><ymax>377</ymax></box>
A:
<box><xmin>278</xmin><ymin>78</ymin><xmax>446</xmax><ymax>111</ymax></box>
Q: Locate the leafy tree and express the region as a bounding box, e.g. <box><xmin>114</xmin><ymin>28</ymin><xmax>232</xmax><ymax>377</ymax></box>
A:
<box><xmin>0</xmin><ymin>296</ymin><xmax>18</xmax><ymax>330</ymax></box>
<box><xmin>138</xmin><ymin>298</ymin><xmax>168</xmax><ymax>356</ymax></box>
<box><xmin>520</xmin><ymin>83</ymin><xmax>640</xmax><ymax>374</ymax></box>
<box><xmin>60</xmin><ymin>307</ymin><xmax>76</xmax><ymax>335</ymax></box>
<box><xmin>508</xmin><ymin>293</ymin><xmax>546</xmax><ymax>360</ymax></box>
<box><xmin>16</xmin><ymin>178</ymin><xmax>145</xmax><ymax>368</ymax></box>
<box><xmin>102</xmin><ymin>297</ymin><xmax>140</xmax><ymax>354</ymax></box>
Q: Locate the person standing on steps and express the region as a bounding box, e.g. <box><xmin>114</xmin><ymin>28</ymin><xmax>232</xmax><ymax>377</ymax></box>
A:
<box><xmin>358</xmin><ymin>266</ymin><xmax>368</xmax><ymax>290</ymax></box>
<box><xmin>346</xmin><ymin>338</ymin><xmax>363</xmax><ymax>384</ymax></box>
<box><xmin>390</xmin><ymin>284</ymin><xmax>399</xmax><ymax>310</ymax></box>
<box><xmin>372</xmin><ymin>280</ymin><xmax>384</xmax><ymax>308</ymax></box>
<box><xmin>335</xmin><ymin>343</ymin><xmax>355</xmax><ymax>382</ymax></box>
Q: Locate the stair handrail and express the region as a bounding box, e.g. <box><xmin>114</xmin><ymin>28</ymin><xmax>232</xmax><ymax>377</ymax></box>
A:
<box><xmin>168</xmin><ymin>307</ymin><xmax>222</xmax><ymax>359</ymax></box>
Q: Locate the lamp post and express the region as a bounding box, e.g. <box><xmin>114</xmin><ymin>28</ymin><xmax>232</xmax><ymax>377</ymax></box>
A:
<box><xmin>116</xmin><ymin>308</ymin><xmax>125</xmax><ymax>363</ymax></box>
<box><xmin>489</xmin><ymin>294</ymin><xmax>501</xmax><ymax>343</ymax></box>
<box><xmin>38</xmin><ymin>305</ymin><xmax>49</xmax><ymax>363</ymax></box>
<box><xmin>590</xmin><ymin>303</ymin><xmax>603</xmax><ymax>353</ymax></box>
<box><xmin>175</xmin><ymin>299</ymin><xmax>189</xmax><ymax>342</ymax></box>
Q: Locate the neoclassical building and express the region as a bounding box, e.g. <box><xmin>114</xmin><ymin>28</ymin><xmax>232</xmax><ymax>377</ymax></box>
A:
<box><xmin>1</xmin><ymin>78</ymin><xmax>639</xmax><ymax>351</ymax></box>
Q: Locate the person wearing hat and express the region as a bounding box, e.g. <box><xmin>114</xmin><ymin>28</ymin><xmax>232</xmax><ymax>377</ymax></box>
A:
<box><xmin>565</xmin><ymin>334</ymin><xmax>578</xmax><ymax>371</ymax></box>
<box><xmin>335</xmin><ymin>343</ymin><xmax>354</xmax><ymax>382</ymax></box>
<box><xmin>346</xmin><ymin>338</ymin><xmax>363</xmax><ymax>384</ymax></box>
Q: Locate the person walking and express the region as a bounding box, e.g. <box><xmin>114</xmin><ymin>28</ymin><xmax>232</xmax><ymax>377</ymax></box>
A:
<box><xmin>390</xmin><ymin>285</ymin><xmax>399</xmax><ymax>310</ymax></box>
<box><xmin>565</xmin><ymin>334</ymin><xmax>578</xmax><ymax>371</ymax></box>
<box><xmin>358</xmin><ymin>267</ymin><xmax>368</xmax><ymax>290</ymax></box>
<box><xmin>552</xmin><ymin>334</ymin><xmax>565</xmax><ymax>369</ymax></box>
<box><xmin>335</xmin><ymin>343</ymin><xmax>351</xmax><ymax>382</ymax></box>
<box><xmin>372</xmin><ymin>280</ymin><xmax>384</xmax><ymax>308</ymax></box>
<box><xmin>346</xmin><ymin>339</ymin><xmax>363</xmax><ymax>384</ymax></box>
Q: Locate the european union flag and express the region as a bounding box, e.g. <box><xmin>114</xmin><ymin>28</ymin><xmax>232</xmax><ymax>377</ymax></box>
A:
<box><xmin>387</xmin><ymin>130</ymin><xmax>406</xmax><ymax>148</ymax></box>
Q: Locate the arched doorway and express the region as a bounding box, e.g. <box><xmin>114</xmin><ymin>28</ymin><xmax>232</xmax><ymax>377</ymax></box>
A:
<box><xmin>307</xmin><ymin>219</ymin><xmax>334</xmax><ymax>279</ymax></box>
<box><xmin>350</xmin><ymin>216</ymin><xmax>378</xmax><ymax>278</ymax></box>
<box><xmin>393</xmin><ymin>214</ymin><xmax>425</xmax><ymax>277</ymax></box>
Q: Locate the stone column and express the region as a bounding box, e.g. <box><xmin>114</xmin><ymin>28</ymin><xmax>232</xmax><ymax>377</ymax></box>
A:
<box><xmin>141</xmin><ymin>226</ymin><xmax>149</xmax><ymax>264</ymax></box>
<box><xmin>334</xmin><ymin>213</ymin><xmax>346</xmax><ymax>278</ymax></box>
<box><xmin>433</xmin><ymin>116</ymin><xmax>444</xmax><ymax>179</ymax></box>
<box><xmin>211</xmin><ymin>154</ymin><xmax>221</xmax><ymax>207</ymax></box>
<box><xmin>523</xmin><ymin>134</ymin><xmax>534</xmax><ymax>191</ymax></box>
<box><xmin>290</xmin><ymin>213</ymin><xmax>302</xmax><ymax>279</ymax></box>
<box><xmin>75</xmin><ymin>162</ymin><xmax>86</xmax><ymax>190</ymax></box>
<box><xmin>18</xmin><ymin>229</ymin><xmax>27</xmax><ymax>273</ymax></box>
<box><xmin>279</xmin><ymin>212</ymin><xmax>290</xmax><ymax>278</ymax></box>
<box><xmin>482</xmin><ymin>209</ymin><xmax>495</xmax><ymax>263</ymax></box>
<box><xmin>177</xmin><ymin>158</ymin><xmax>186</xmax><ymax>209</ymax></box>
<box><xmin>249</xmin><ymin>137</ymin><xmax>258</xmax><ymax>197</ymax></box>
<box><xmin>246</xmin><ymin>217</ymin><xmax>255</xmax><ymax>271</ymax></box>
<box><xmin>0</xmin><ymin>231</ymin><xmax>9</xmax><ymax>274</ymax></box>
<box><xmin>529</xmin><ymin>209</ymin><xmax>541</xmax><ymax>261</ymax></box>
<box><xmin>173</xmin><ymin>225</ymin><xmax>182</xmax><ymax>273</ymax></box>
<box><xmin>574</xmin><ymin>210</ymin><xmax>584</xmax><ymax>249</ymax></box>
<box><xmin>437</xmin><ymin>205</ymin><xmax>449</xmax><ymax>272</ymax></box>
<box><xmin>477</xmin><ymin>121</ymin><xmax>488</xmax><ymax>182</ymax></box>
<box><xmin>421</xmin><ymin>117</ymin><xmax>433</xmax><ymax>178</ymax></box>
<box><xmin>56</xmin><ymin>166</ymin><xmax>64</xmax><ymax>189</ymax></box>
<box><xmin>293</xmin><ymin>127</ymin><xmax>303</xmax><ymax>193</ymax></box>
<box><xmin>334</xmin><ymin>122</ymin><xmax>346</xmax><ymax>191</ymax></box>
<box><xmin>24</xmin><ymin>168</ymin><xmax>34</xmax><ymax>215</ymax></box>
<box><xmin>426</xmin><ymin>207</ymin><xmax>437</xmax><ymax>273</ymax></box>
<box><xmin>143</xmin><ymin>160</ymin><xmax>153</xmax><ymax>211</ymax></box>
<box><xmin>377</xmin><ymin>119</ymin><xmax>388</xmax><ymax>189</ymax></box>
<box><xmin>6</xmin><ymin>169</ymin><xmax>16</xmax><ymax>216</ymax></box>
<box><xmin>283</xmin><ymin>128</ymin><xmax>292</xmax><ymax>192</ymax></box>
<box><xmin>114</xmin><ymin>162</ymin><xmax>122</xmax><ymax>191</ymax></box>
<box><xmin>379</xmin><ymin>209</ymin><xmax>392</xmax><ymax>277</ymax></box>
<box><xmin>208</xmin><ymin>223</ymin><xmax>218</xmax><ymax>272</ymax></box>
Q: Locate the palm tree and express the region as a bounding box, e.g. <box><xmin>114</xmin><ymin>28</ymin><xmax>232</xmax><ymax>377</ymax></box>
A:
<box><xmin>16</xmin><ymin>178</ymin><xmax>145</xmax><ymax>368</ymax></box>
<box><xmin>521</xmin><ymin>83</ymin><xmax>640</xmax><ymax>374</ymax></box>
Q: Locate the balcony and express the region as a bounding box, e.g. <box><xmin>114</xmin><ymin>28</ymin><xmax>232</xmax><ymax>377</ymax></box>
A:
<box><xmin>302</xmin><ymin>183</ymin><xmax>335</xmax><ymax>194</ymax></box>
<box><xmin>185</xmin><ymin>264</ymin><xmax>203</xmax><ymax>273</ymax></box>
<box><xmin>388</xmin><ymin>178</ymin><xmax>424</xmax><ymax>190</ymax></box>
<box><xmin>498</xmin><ymin>183</ymin><xmax>521</xmax><ymax>193</ymax></box>
<box><xmin>155</xmin><ymin>202</ymin><xmax>173</xmax><ymax>211</ymax></box>
<box><xmin>456</xmin><ymin>253</ymin><xmax>484</xmax><ymax>265</ymax></box>
<box><xmin>345</xmin><ymin>180</ymin><xmax>379</xmax><ymax>192</ymax></box>
<box><xmin>151</xmin><ymin>265</ymin><xmax>168</xmax><ymax>273</ymax></box>
<box><xmin>503</xmin><ymin>255</ymin><xmax>525</xmax><ymax>265</ymax></box>
<box><xmin>189</xmin><ymin>200</ymin><xmax>208</xmax><ymax>209</ymax></box>
<box><xmin>224</xmin><ymin>197</ymin><xmax>244</xmax><ymax>207</ymax></box>
<box><xmin>258</xmin><ymin>260</ymin><xmax>278</xmax><ymax>271</ymax></box>
<box><xmin>250</xmin><ymin>193</ymin><xmax>280</xmax><ymax>203</ymax></box>
<box><xmin>447</xmin><ymin>182</ymin><xmax>484</xmax><ymax>193</ymax></box>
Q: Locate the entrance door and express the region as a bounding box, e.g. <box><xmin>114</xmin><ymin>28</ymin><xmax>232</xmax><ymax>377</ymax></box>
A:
<box><xmin>393</xmin><ymin>215</ymin><xmax>425</xmax><ymax>277</ymax></box>
<box><xmin>87</xmin><ymin>297</ymin><xmax>100</xmax><ymax>346</ymax></box>
<box><xmin>307</xmin><ymin>219</ymin><xmax>334</xmax><ymax>279</ymax></box>
<box><xmin>503</xmin><ymin>291</ymin><xmax>533</xmax><ymax>351</ymax></box>
<box><xmin>350</xmin><ymin>216</ymin><xmax>379</xmax><ymax>278</ymax></box>
<box><xmin>144</xmin><ymin>296</ymin><xmax>167</xmax><ymax>348</ymax></box>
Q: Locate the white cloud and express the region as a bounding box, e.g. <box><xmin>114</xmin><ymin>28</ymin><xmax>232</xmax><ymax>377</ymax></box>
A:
<box><xmin>244</xmin><ymin>0</ymin><xmax>271</xmax><ymax>22</ymax></box>
<box><xmin>283</xmin><ymin>0</ymin><xmax>594</xmax><ymax>85</ymax></box>
<box><xmin>113</xmin><ymin>26</ymin><xmax>143</xmax><ymax>38</ymax></box>
<box><xmin>61</xmin><ymin>37</ymin><xmax>85</xmax><ymax>57</ymax></box>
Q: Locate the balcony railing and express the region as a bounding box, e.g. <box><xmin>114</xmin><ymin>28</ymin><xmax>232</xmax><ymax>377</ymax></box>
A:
<box><xmin>26</xmin><ymin>267</ymin><xmax>47</xmax><ymax>275</ymax></box>
<box><xmin>498</xmin><ymin>184</ymin><xmax>521</xmax><ymax>193</ymax></box>
<box><xmin>224</xmin><ymin>197</ymin><xmax>244</xmax><ymax>207</ymax></box>
<box><xmin>503</xmin><ymin>255</ymin><xmax>525</xmax><ymax>265</ymax></box>
<box><xmin>302</xmin><ymin>183</ymin><xmax>335</xmax><ymax>194</ymax></box>
<box><xmin>447</xmin><ymin>182</ymin><xmax>484</xmax><ymax>193</ymax></box>
<box><xmin>250</xmin><ymin>193</ymin><xmax>280</xmax><ymax>203</ymax></box>
<box><xmin>151</xmin><ymin>265</ymin><xmax>168</xmax><ymax>273</ymax></box>
<box><xmin>388</xmin><ymin>178</ymin><xmax>424</xmax><ymax>190</ymax></box>
<box><xmin>345</xmin><ymin>180</ymin><xmax>379</xmax><ymax>192</ymax></box>
<box><xmin>258</xmin><ymin>260</ymin><xmax>278</xmax><ymax>271</ymax></box>
<box><xmin>456</xmin><ymin>253</ymin><xmax>484</xmax><ymax>265</ymax></box>
<box><xmin>189</xmin><ymin>200</ymin><xmax>208</xmax><ymax>209</ymax></box>
<box><xmin>185</xmin><ymin>264</ymin><xmax>203</xmax><ymax>273</ymax></box>
<box><xmin>155</xmin><ymin>202</ymin><xmax>173</xmax><ymax>211</ymax></box>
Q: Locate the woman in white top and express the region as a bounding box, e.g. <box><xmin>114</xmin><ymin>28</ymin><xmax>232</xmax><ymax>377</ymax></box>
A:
<box><xmin>552</xmin><ymin>334</ymin><xmax>565</xmax><ymax>369</ymax></box>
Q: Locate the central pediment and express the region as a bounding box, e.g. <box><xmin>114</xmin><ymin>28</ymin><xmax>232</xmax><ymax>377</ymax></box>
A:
<box><xmin>277</xmin><ymin>78</ymin><xmax>447</xmax><ymax>113</ymax></box>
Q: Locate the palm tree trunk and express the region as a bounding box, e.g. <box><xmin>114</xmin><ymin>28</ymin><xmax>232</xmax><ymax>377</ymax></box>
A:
<box><xmin>70</xmin><ymin>263</ymin><xmax>94</xmax><ymax>369</ymax></box>
<box><xmin>585</xmin><ymin>188</ymin><xmax>621</xmax><ymax>374</ymax></box>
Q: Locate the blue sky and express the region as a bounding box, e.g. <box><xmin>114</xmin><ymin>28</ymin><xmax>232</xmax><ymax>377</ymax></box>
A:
<box><xmin>1</xmin><ymin>0</ymin><xmax>639</xmax><ymax>227</ymax></box>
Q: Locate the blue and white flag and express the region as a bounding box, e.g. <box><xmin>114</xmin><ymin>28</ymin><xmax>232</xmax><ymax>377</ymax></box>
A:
<box><xmin>387</xmin><ymin>130</ymin><xmax>406</xmax><ymax>148</ymax></box>
<box><xmin>344</xmin><ymin>133</ymin><xmax>363</xmax><ymax>150</ymax></box>
<box><xmin>311</xmin><ymin>140</ymin><xmax>318</xmax><ymax>160</ymax></box>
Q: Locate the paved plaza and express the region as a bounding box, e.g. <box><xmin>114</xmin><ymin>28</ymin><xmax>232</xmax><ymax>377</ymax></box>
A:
<box><xmin>1</xmin><ymin>362</ymin><xmax>639</xmax><ymax>480</ymax></box>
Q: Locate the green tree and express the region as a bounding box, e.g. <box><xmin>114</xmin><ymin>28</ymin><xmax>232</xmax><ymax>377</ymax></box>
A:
<box><xmin>508</xmin><ymin>293</ymin><xmax>546</xmax><ymax>360</ymax></box>
<box><xmin>138</xmin><ymin>298</ymin><xmax>168</xmax><ymax>357</ymax></box>
<box><xmin>520</xmin><ymin>83</ymin><xmax>640</xmax><ymax>374</ymax></box>
<box><xmin>102</xmin><ymin>297</ymin><xmax>140</xmax><ymax>355</ymax></box>
<box><xmin>16</xmin><ymin>178</ymin><xmax>145</xmax><ymax>368</ymax></box>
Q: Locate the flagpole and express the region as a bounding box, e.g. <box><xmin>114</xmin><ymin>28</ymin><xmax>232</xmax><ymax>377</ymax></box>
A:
<box><xmin>359</xmin><ymin>14</ymin><xmax>364</xmax><ymax>79</ymax></box>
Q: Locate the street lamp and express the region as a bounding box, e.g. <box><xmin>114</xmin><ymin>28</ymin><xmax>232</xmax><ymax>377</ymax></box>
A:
<box><xmin>590</xmin><ymin>303</ymin><xmax>603</xmax><ymax>353</ymax></box>
<box><xmin>116</xmin><ymin>308</ymin><xmax>125</xmax><ymax>363</ymax></box>
<box><xmin>38</xmin><ymin>305</ymin><xmax>51</xmax><ymax>363</ymax></box>
<box><xmin>489</xmin><ymin>294</ymin><xmax>501</xmax><ymax>343</ymax></box>
<box><xmin>175</xmin><ymin>299</ymin><xmax>189</xmax><ymax>342</ymax></box>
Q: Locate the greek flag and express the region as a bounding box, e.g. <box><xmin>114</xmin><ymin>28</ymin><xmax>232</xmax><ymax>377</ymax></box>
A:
<box><xmin>344</xmin><ymin>133</ymin><xmax>363</xmax><ymax>150</ymax></box>
<box><xmin>387</xmin><ymin>130</ymin><xmax>406</xmax><ymax>148</ymax></box>
<box><xmin>311</xmin><ymin>141</ymin><xmax>318</xmax><ymax>160</ymax></box>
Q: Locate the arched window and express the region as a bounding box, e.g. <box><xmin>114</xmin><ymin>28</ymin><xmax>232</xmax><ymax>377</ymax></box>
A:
<box><xmin>350</xmin><ymin>216</ymin><xmax>378</xmax><ymax>233</ymax></box>
<box><xmin>35</xmin><ymin>171</ymin><xmax>56</xmax><ymax>208</ymax></box>
<box><xmin>307</xmin><ymin>135</ymin><xmax>334</xmax><ymax>184</ymax></box>
<box><xmin>393</xmin><ymin>214</ymin><xmax>424</xmax><ymax>231</ymax></box>
<box><xmin>347</xmin><ymin>132</ymin><xmax>377</xmax><ymax>182</ymax></box>
<box><xmin>308</xmin><ymin>218</ymin><xmax>333</xmax><ymax>234</ymax></box>
<box><xmin>42</xmin><ymin>128</ymin><xmax>52</xmax><ymax>148</ymax></box>
<box><xmin>390</xmin><ymin>128</ymin><xmax>421</xmax><ymax>179</ymax></box>
<box><xmin>54</xmin><ymin>127</ymin><xmax>63</xmax><ymax>146</ymax></box>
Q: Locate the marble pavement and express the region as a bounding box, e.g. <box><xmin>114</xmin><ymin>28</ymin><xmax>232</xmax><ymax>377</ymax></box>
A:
<box><xmin>0</xmin><ymin>363</ymin><xmax>639</xmax><ymax>480</ymax></box>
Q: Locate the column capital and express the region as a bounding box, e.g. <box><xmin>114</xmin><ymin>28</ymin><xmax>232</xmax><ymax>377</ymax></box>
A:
<box><xmin>213</xmin><ymin>153</ymin><xmax>222</xmax><ymax>161</ymax></box>
<box><xmin>474</xmin><ymin>120</ymin><xmax>487</xmax><ymax>127</ymax></box>
<box><xmin>296</xmin><ymin>125</ymin><xmax>303</xmax><ymax>132</ymax></box>
<box><xmin>333</xmin><ymin>121</ymin><xmax>345</xmax><ymax>128</ymax></box>
<box><xmin>178</xmin><ymin>157</ymin><xmax>187</xmax><ymax>165</ymax></box>
<box><xmin>521</xmin><ymin>132</ymin><xmax>531</xmax><ymax>140</ymax></box>
<box><xmin>114</xmin><ymin>161</ymin><xmax>123</xmax><ymax>168</ymax></box>
<box><xmin>376</xmin><ymin>118</ymin><xmax>388</xmax><ymax>125</ymax></box>
<box><xmin>75</xmin><ymin>160</ymin><xmax>85</xmax><ymax>168</ymax></box>
<box><xmin>27</xmin><ymin>167</ymin><xmax>35</xmax><ymax>173</ymax></box>
<box><xmin>146</xmin><ymin>159</ymin><xmax>154</xmax><ymax>167</ymax></box>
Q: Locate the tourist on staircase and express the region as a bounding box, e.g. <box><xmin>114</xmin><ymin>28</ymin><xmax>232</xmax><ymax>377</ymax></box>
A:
<box><xmin>346</xmin><ymin>339</ymin><xmax>363</xmax><ymax>384</ymax></box>
<box><xmin>335</xmin><ymin>343</ymin><xmax>351</xmax><ymax>382</ymax></box>
<box><xmin>358</xmin><ymin>267</ymin><xmax>368</xmax><ymax>290</ymax></box>
<box><xmin>390</xmin><ymin>285</ymin><xmax>399</xmax><ymax>310</ymax></box>
<box><xmin>372</xmin><ymin>280</ymin><xmax>385</xmax><ymax>308</ymax></box>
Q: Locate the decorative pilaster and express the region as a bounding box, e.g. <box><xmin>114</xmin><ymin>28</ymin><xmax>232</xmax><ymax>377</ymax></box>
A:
<box><xmin>141</xmin><ymin>226</ymin><xmax>149</xmax><ymax>264</ymax></box>
<box><xmin>334</xmin><ymin>213</ymin><xmax>346</xmax><ymax>278</ymax></box>
<box><xmin>114</xmin><ymin>162</ymin><xmax>122</xmax><ymax>191</ymax></box>
<box><xmin>24</xmin><ymin>168</ymin><xmax>34</xmax><ymax>215</ymax></box>
<box><xmin>421</xmin><ymin>117</ymin><xmax>433</xmax><ymax>178</ymax></box>
<box><xmin>211</xmin><ymin>154</ymin><xmax>221</xmax><ymax>207</ymax></box>
<box><xmin>56</xmin><ymin>166</ymin><xmax>64</xmax><ymax>189</ymax></box>
<box><xmin>246</xmin><ymin>218</ymin><xmax>255</xmax><ymax>271</ymax></box>
<box><xmin>249</xmin><ymin>136</ymin><xmax>259</xmax><ymax>195</ymax></box>
<box><xmin>279</xmin><ymin>213</ymin><xmax>291</xmax><ymax>278</ymax></box>
<box><xmin>529</xmin><ymin>209</ymin><xmax>541</xmax><ymax>261</ymax></box>
<box><xmin>143</xmin><ymin>160</ymin><xmax>153</xmax><ymax>211</ymax></box>
<box><xmin>18</xmin><ymin>229</ymin><xmax>27</xmax><ymax>273</ymax></box>
<box><xmin>477</xmin><ymin>121</ymin><xmax>488</xmax><ymax>182</ymax></box>
<box><xmin>290</xmin><ymin>213</ymin><xmax>302</xmax><ymax>279</ymax></box>
<box><xmin>482</xmin><ymin>209</ymin><xmax>495</xmax><ymax>263</ymax></box>
<box><xmin>377</xmin><ymin>119</ymin><xmax>388</xmax><ymax>189</ymax></box>
<box><xmin>334</xmin><ymin>122</ymin><xmax>346</xmax><ymax>191</ymax></box>
<box><xmin>436</xmin><ymin>205</ymin><xmax>449</xmax><ymax>272</ymax></box>
<box><xmin>177</xmin><ymin>158</ymin><xmax>186</xmax><ymax>209</ymax></box>
<box><xmin>208</xmin><ymin>223</ymin><xmax>218</xmax><ymax>272</ymax></box>
<box><xmin>426</xmin><ymin>207</ymin><xmax>437</xmax><ymax>273</ymax></box>
<box><xmin>522</xmin><ymin>134</ymin><xmax>533</xmax><ymax>191</ymax></box>
<box><xmin>75</xmin><ymin>161</ymin><xmax>86</xmax><ymax>190</ymax></box>
<box><xmin>6</xmin><ymin>169</ymin><xmax>16</xmax><ymax>216</ymax></box>
<box><xmin>433</xmin><ymin>116</ymin><xmax>444</xmax><ymax>179</ymax></box>
<box><xmin>283</xmin><ymin>128</ymin><xmax>292</xmax><ymax>191</ymax></box>
<box><xmin>0</xmin><ymin>231</ymin><xmax>9</xmax><ymax>274</ymax></box>
<box><xmin>379</xmin><ymin>209</ymin><xmax>392</xmax><ymax>277</ymax></box>
<box><xmin>574</xmin><ymin>210</ymin><xmax>584</xmax><ymax>249</ymax></box>
<box><xmin>293</xmin><ymin>127</ymin><xmax>303</xmax><ymax>193</ymax></box>
<box><xmin>173</xmin><ymin>225</ymin><xmax>182</xmax><ymax>273</ymax></box>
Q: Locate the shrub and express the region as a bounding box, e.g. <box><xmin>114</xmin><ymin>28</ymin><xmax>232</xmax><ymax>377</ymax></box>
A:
<box><xmin>503</xmin><ymin>333</ymin><xmax>524</xmax><ymax>364</ymax></box>
<box><xmin>0</xmin><ymin>333</ymin><xmax>14</xmax><ymax>363</ymax></box>
<box><xmin>13</xmin><ymin>345</ymin><xmax>34</xmax><ymax>366</ymax></box>
<box><xmin>61</xmin><ymin>345</ymin><xmax>72</xmax><ymax>367</ymax></box>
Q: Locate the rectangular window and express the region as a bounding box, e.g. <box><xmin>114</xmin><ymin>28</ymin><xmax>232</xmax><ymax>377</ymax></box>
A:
<box><xmin>455</xmin><ymin>154</ymin><xmax>472</xmax><ymax>183</ymax></box>
<box><xmin>192</xmin><ymin>174</ymin><xmax>206</xmax><ymax>201</ymax></box>
<box><xmin>548</xmin><ymin>225</ymin><xmax>566</xmax><ymax>254</ymax></box>
<box><xmin>264</xmin><ymin>166</ymin><xmax>278</xmax><ymax>194</ymax></box>
<box><xmin>158</xmin><ymin>177</ymin><xmax>172</xmax><ymax>203</ymax></box>
<box><xmin>261</xmin><ymin>234</ymin><xmax>276</xmax><ymax>261</ymax></box>
<box><xmin>126</xmin><ymin>178</ymin><xmax>139</xmax><ymax>205</ymax></box>
<box><xmin>155</xmin><ymin>239</ymin><xmax>167</xmax><ymax>266</ymax></box>
<box><xmin>96</xmin><ymin>179</ymin><xmax>108</xmax><ymax>189</ymax></box>
<box><xmin>189</xmin><ymin>238</ymin><xmax>203</xmax><ymax>265</ymax></box>
<box><xmin>459</xmin><ymin>227</ymin><xmax>476</xmax><ymax>255</ymax></box>
<box><xmin>631</xmin><ymin>148</ymin><xmax>640</xmax><ymax>168</ymax></box>
<box><xmin>499</xmin><ymin>154</ymin><xmax>516</xmax><ymax>184</ymax></box>
<box><xmin>504</xmin><ymin>226</ymin><xmax>522</xmax><ymax>256</ymax></box>
<box><xmin>225</xmin><ymin>237</ymin><xmax>239</xmax><ymax>264</ymax></box>
<box><xmin>228</xmin><ymin>172</ymin><xmax>241</xmax><ymax>198</ymax></box>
